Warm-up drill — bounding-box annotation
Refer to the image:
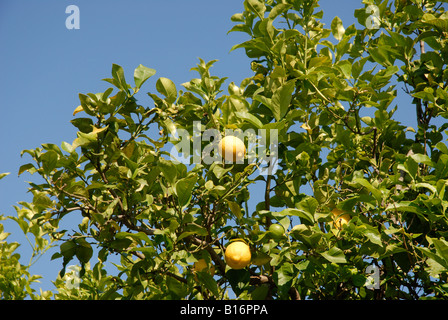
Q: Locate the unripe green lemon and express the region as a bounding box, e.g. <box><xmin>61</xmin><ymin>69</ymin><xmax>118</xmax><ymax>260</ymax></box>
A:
<box><xmin>268</xmin><ymin>223</ymin><xmax>285</xmax><ymax>239</ymax></box>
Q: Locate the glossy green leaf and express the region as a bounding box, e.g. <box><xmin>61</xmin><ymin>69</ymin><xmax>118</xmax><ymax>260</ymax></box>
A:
<box><xmin>268</xmin><ymin>3</ymin><xmax>292</xmax><ymax>20</ymax></box>
<box><xmin>272</xmin><ymin>80</ymin><xmax>295</xmax><ymax>121</ymax></box>
<box><xmin>352</xmin><ymin>178</ymin><xmax>383</xmax><ymax>202</ymax></box>
<box><xmin>196</xmin><ymin>272</ymin><xmax>219</xmax><ymax>297</ymax></box>
<box><xmin>234</xmin><ymin>111</ymin><xmax>263</xmax><ymax>129</ymax></box>
<box><xmin>75</xmin><ymin>238</ymin><xmax>93</xmax><ymax>264</ymax></box>
<box><xmin>245</xmin><ymin>0</ymin><xmax>266</xmax><ymax>19</ymax></box>
<box><xmin>228</xmin><ymin>201</ymin><xmax>243</xmax><ymax>220</ymax></box>
<box><xmin>18</xmin><ymin>163</ymin><xmax>35</xmax><ymax>176</ymax></box>
<box><xmin>320</xmin><ymin>247</ymin><xmax>347</xmax><ymax>264</ymax></box>
<box><xmin>111</xmin><ymin>63</ymin><xmax>128</xmax><ymax>92</ymax></box>
<box><xmin>134</xmin><ymin>64</ymin><xmax>156</xmax><ymax>89</ymax></box>
<box><xmin>158</xmin><ymin>158</ymin><xmax>177</xmax><ymax>185</ymax></box>
<box><xmin>276</xmin><ymin>207</ymin><xmax>314</xmax><ymax>225</ymax></box>
<box><xmin>175</xmin><ymin>174</ymin><xmax>198</xmax><ymax>207</ymax></box>
<box><xmin>41</xmin><ymin>150</ymin><xmax>58</xmax><ymax>174</ymax></box>
<box><xmin>0</xmin><ymin>172</ymin><xmax>10</xmax><ymax>180</ymax></box>
<box><xmin>156</xmin><ymin>77</ymin><xmax>177</xmax><ymax>104</ymax></box>
<box><xmin>331</xmin><ymin>16</ymin><xmax>345</xmax><ymax>40</ymax></box>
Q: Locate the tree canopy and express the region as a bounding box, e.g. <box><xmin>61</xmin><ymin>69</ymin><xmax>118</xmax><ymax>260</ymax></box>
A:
<box><xmin>1</xmin><ymin>0</ymin><xmax>448</xmax><ymax>300</ymax></box>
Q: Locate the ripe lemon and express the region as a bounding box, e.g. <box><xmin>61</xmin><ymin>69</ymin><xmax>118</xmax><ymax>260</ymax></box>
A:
<box><xmin>331</xmin><ymin>208</ymin><xmax>351</xmax><ymax>230</ymax></box>
<box><xmin>268</xmin><ymin>223</ymin><xmax>285</xmax><ymax>239</ymax></box>
<box><xmin>218</xmin><ymin>136</ymin><xmax>246</xmax><ymax>163</ymax></box>
<box><xmin>193</xmin><ymin>258</ymin><xmax>215</xmax><ymax>275</ymax></box>
<box><xmin>225</xmin><ymin>241</ymin><xmax>251</xmax><ymax>269</ymax></box>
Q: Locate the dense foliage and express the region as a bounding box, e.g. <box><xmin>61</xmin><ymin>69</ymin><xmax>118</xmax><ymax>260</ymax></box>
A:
<box><xmin>2</xmin><ymin>0</ymin><xmax>448</xmax><ymax>299</ymax></box>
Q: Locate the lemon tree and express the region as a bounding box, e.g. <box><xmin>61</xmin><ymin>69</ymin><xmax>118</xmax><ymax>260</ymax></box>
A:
<box><xmin>4</xmin><ymin>0</ymin><xmax>448</xmax><ymax>300</ymax></box>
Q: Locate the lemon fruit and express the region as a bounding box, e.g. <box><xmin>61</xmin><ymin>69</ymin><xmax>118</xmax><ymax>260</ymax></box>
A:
<box><xmin>225</xmin><ymin>241</ymin><xmax>251</xmax><ymax>269</ymax></box>
<box><xmin>331</xmin><ymin>208</ymin><xmax>351</xmax><ymax>230</ymax></box>
<box><xmin>268</xmin><ymin>223</ymin><xmax>285</xmax><ymax>239</ymax></box>
<box><xmin>218</xmin><ymin>136</ymin><xmax>246</xmax><ymax>163</ymax></box>
<box><xmin>193</xmin><ymin>259</ymin><xmax>215</xmax><ymax>279</ymax></box>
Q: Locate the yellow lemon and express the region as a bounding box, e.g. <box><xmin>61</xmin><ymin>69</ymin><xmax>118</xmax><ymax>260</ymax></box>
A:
<box><xmin>193</xmin><ymin>259</ymin><xmax>215</xmax><ymax>278</ymax></box>
<box><xmin>218</xmin><ymin>136</ymin><xmax>246</xmax><ymax>163</ymax></box>
<box><xmin>225</xmin><ymin>241</ymin><xmax>251</xmax><ymax>269</ymax></box>
<box><xmin>331</xmin><ymin>208</ymin><xmax>351</xmax><ymax>230</ymax></box>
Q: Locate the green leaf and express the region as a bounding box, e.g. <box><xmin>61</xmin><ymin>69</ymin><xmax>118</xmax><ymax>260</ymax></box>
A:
<box><xmin>111</xmin><ymin>64</ymin><xmax>128</xmax><ymax>92</ymax></box>
<box><xmin>61</xmin><ymin>141</ymin><xmax>74</xmax><ymax>154</ymax></box>
<box><xmin>320</xmin><ymin>247</ymin><xmax>347</xmax><ymax>264</ymax></box>
<box><xmin>253</xmin><ymin>94</ymin><xmax>275</xmax><ymax>117</ymax></box>
<box><xmin>72</xmin><ymin>131</ymin><xmax>98</xmax><ymax>149</ymax></box>
<box><xmin>255</xmin><ymin>81</ymin><xmax>295</xmax><ymax>121</ymax></box>
<box><xmin>75</xmin><ymin>238</ymin><xmax>93</xmax><ymax>264</ymax></box>
<box><xmin>423</xmin><ymin>17</ymin><xmax>448</xmax><ymax>32</ymax></box>
<box><xmin>410</xmin><ymin>153</ymin><xmax>434</xmax><ymax>167</ymax></box>
<box><xmin>331</xmin><ymin>16</ymin><xmax>345</xmax><ymax>40</ymax></box>
<box><xmin>18</xmin><ymin>163</ymin><xmax>35</xmax><ymax>176</ymax></box>
<box><xmin>60</xmin><ymin>240</ymin><xmax>77</xmax><ymax>260</ymax></box>
<box><xmin>228</xmin><ymin>201</ymin><xmax>243</xmax><ymax>220</ymax></box>
<box><xmin>116</xmin><ymin>231</ymin><xmax>151</xmax><ymax>245</ymax></box>
<box><xmin>166</xmin><ymin>275</ymin><xmax>187</xmax><ymax>298</ymax></box>
<box><xmin>230</xmin><ymin>13</ymin><xmax>244</xmax><ymax>22</ymax></box>
<box><xmin>418</xmin><ymin>246</ymin><xmax>448</xmax><ymax>271</ymax></box>
<box><xmin>272</xmin><ymin>80</ymin><xmax>295</xmax><ymax>121</ymax></box>
<box><xmin>352</xmin><ymin>273</ymin><xmax>367</xmax><ymax>287</ymax></box>
<box><xmin>196</xmin><ymin>272</ymin><xmax>219</xmax><ymax>297</ymax></box>
<box><xmin>432</xmin><ymin>238</ymin><xmax>448</xmax><ymax>264</ymax></box>
<box><xmin>175</xmin><ymin>174</ymin><xmax>198</xmax><ymax>207</ymax></box>
<box><xmin>234</xmin><ymin>111</ymin><xmax>263</xmax><ymax>129</ymax></box>
<box><xmin>177</xmin><ymin>223</ymin><xmax>208</xmax><ymax>241</ymax></box>
<box><xmin>41</xmin><ymin>150</ymin><xmax>58</xmax><ymax>174</ymax></box>
<box><xmin>109</xmin><ymin>238</ymin><xmax>133</xmax><ymax>250</ymax></box>
<box><xmin>296</xmin><ymin>196</ymin><xmax>318</xmax><ymax>221</ymax></box>
<box><xmin>158</xmin><ymin>158</ymin><xmax>177</xmax><ymax>185</ymax></box>
<box><xmin>0</xmin><ymin>172</ymin><xmax>10</xmax><ymax>180</ymax></box>
<box><xmin>414</xmin><ymin>182</ymin><xmax>437</xmax><ymax>194</ymax></box>
<box><xmin>368</xmin><ymin>46</ymin><xmax>395</xmax><ymax>67</ymax></box>
<box><xmin>362</xmin><ymin>227</ymin><xmax>383</xmax><ymax>247</ymax></box>
<box><xmin>352</xmin><ymin>178</ymin><xmax>383</xmax><ymax>202</ymax></box>
<box><xmin>33</xmin><ymin>191</ymin><xmax>54</xmax><ymax>209</ymax></box>
<box><xmin>226</xmin><ymin>269</ymin><xmax>250</xmax><ymax>296</ymax></box>
<box><xmin>384</xmin><ymin>201</ymin><xmax>425</xmax><ymax>220</ymax></box>
<box><xmin>276</xmin><ymin>207</ymin><xmax>314</xmax><ymax>225</ymax></box>
<box><xmin>156</xmin><ymin>77</ymin><xmax>177</xmax><ymax>104</ymax></box>
<box><xmin>275</xmin><ymin>262</ymin><xmax>295</xmax><ymax>287</ymax></box>
<box><xmin>134</xmin><ymin>64</ymin><xmax>156</xmax><ymax>90</ymax></box>
<box><xmin>245</xmin><ymin>0</ymin><xmax>266</xmax><ymax>19</ymax></box>
<box><xmin>268</xmin><ymin>3</ymin><xmax>292</xmax><ymax>20</ymax></box>
<box><xmin>435</xmin><ymin>142</ymin><xmax>448</xmax><ymax>154</ymax></box>
<box><xmin>70</xmin><ymin>117</ymin><xmax>94</xmax><ymax>133</ymax></box>
<box><xmin>403</xmin><ymin>156</ymin><xmax>419</xmax><ymax>180</ymax></box>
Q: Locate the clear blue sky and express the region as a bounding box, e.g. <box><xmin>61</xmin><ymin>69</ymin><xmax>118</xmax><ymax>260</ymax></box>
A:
<box><xmin>0</xmin><ymin>0</ymin><xmax>433</xmax><ymax>295</ymax></box>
